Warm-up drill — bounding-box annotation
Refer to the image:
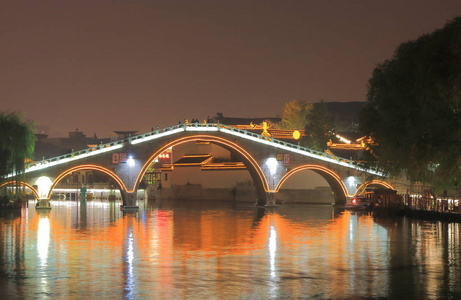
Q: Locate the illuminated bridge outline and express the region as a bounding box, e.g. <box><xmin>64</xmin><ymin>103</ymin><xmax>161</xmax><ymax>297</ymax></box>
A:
<box><xmin>24</xmin><ymin>123</ymin><xmax>383</xmax><ymax>177</ymax></box>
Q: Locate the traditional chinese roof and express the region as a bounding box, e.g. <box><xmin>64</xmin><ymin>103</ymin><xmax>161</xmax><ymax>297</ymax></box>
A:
<box><xmin>201</xmin><ymin>162</ymin><xmax>246</xmax><ymax>170</ymax></box>
<box><xmin>210</xmin><ymin>113</ymin><xmax>281</xmax><ymax>125</ymax></box>
<box><xmin>335</xmin><ymin>132</ymin><xmax>365</xmax><ymax>143</ymax></box>
<box><xmin>173</xmin><ymin>154</ymin><xmax>212</xmax><ymax>166</ymax></box>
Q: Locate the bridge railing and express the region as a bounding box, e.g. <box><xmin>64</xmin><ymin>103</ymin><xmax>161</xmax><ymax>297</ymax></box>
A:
<box><xmin>207</xmin><ymin>123</ymin><xmax>369</xmax><ymax>169</ymax></box>
<box><xmin>25</xmin><ymin>122</ymin><xmax>381</xmax><ymax>175</ymax></box>
<box><xmin>25</xmin><ymin>139</ymin><xmax>125</xmax><ymax>171</ymax></box>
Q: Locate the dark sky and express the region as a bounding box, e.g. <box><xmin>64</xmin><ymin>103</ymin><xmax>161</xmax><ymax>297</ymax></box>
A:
<box><xmin>2</xmin><ymin>0</ymin><xmax>460</xmax><ymax>137</ymax></box>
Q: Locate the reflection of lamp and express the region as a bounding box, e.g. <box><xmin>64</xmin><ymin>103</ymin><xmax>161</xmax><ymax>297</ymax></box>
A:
<box><xmin>268</xmin><ymin>221</ymin><xmax>278</xmax><ymax>295</ymax></box>
<box><xmin>37</xmin><ymin>216</ymin><xmax>50</xmax><ymax>266</ymax></box>
<box><xmin>269</xmin><ymin>225</ymin><xmax>277</xmax><ymax>278</ymax></box>
<box><xmin>36</xmin><ymin>176</ymin><xmax>52</xmax><ymax>199</ymax></box>
<box><xmin>126</xmin><ymin>229</ymin><xmax>135</xmax><ymax>298</ymax></box>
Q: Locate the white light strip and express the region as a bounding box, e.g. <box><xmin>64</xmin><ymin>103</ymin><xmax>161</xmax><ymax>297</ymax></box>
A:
<box><xmin>336</xmin><ymin>134</ymin><xmax>351</xmax><ymax>144</ymax></box>
<box><xmin>185</xmin><ymin>126</ymin><xmax>219</xmax><ymax>132</ymax></box>
<box><xmin>25</xmin><ymin>144</ymin><xmax>123</xmax><ymax>173</ymax></box>
<box><xmin>130</xmin><ymin>128</ymin><xmax>184</xmax><ymax>144</ymax></box>
<box><xmin>52</xmin><ymin>188</ymin><xmax>125</xmax><ymax>193</ymax></box>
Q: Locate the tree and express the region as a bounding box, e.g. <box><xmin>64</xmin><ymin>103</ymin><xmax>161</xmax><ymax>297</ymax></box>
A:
<box><xmin>0</xmin><ymin>112</ymin><xmax>36</xmax><ymax>183</ymax></box>
<box><xmin>360</xmin><ymin>16</ymin><xmax>461</xmax><ymax>184</ymax></box>
<box><xmin>279</xmin><ymin>100</ymin><xmax>312</xmax><ymax>129</ymax></box>
<box><xmin>303</xmin><ymin>101</ymin><xmax>336</xmax><ymax>152</ymax></box>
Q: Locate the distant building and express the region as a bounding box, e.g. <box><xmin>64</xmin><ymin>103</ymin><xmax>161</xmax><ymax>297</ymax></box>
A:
<box><xmin>110</xmin><ymin>130</ymin><xmax>138</xmax><ymax>141</ymax></box>
<box><xmin>209</xmin><ymin>112</ymin><xmax>281</xmax><ymax>126</ymax></box>
<box><xmin>34</xmin><ymin>129</ymin><xmax>111</xmax><ymax>160</ymax></box>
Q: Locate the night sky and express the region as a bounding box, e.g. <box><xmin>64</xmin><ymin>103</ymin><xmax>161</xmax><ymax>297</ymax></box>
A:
<box><xmin>2</xmin><ymin>1</ymin><xmax>460</xmax><ymax>137</ymax></box>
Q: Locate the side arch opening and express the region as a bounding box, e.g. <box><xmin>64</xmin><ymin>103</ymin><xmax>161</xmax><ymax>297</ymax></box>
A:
<box><xmin>355</xmin><ymin>180</ymin><xmax>395</xmax><ymax>196</ymax></box>
<box><xmin>0</xmin><ymin>181</ymin><xmax>40</xmax><ymax>199</ymax></box>
<box><xmin>47</xmin><ymin>164</ymin><xmax>127</xmax><ymax>200</ymax></box>
<box><xmin>276</xmin><ymin>165</ymin><xmax>348</xmax><ymax>204</ymax></box>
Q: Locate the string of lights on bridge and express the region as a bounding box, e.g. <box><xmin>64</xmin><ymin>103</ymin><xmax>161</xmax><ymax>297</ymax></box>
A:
<box><xmin>20</xmin><ymin>123</ymin><xmax>384</xmax><ymax>177</ymax></box>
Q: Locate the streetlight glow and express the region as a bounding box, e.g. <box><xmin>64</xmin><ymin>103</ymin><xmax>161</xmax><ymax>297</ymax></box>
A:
<box><xmin>266</xmin><ymin>157</ymin><xmax>278</xmax><ymax>175</ymax></box>
<box><xmin>127</xmin><ymin>155</ymin><xmax>135</xmax><ymax>167</ymax></box>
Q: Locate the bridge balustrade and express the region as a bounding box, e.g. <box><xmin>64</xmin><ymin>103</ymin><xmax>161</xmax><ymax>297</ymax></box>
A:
<box><xmin>24</xmin><ymin>123</ymin><xmax>378</xmax><ymax>175</ymax></box>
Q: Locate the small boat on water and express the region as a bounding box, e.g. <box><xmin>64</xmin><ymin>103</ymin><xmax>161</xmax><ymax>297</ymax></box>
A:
<box><xmin>345</xmin><ymin>195</ymin><xmax>371</xmax><ymax>210</ymax></box>
<box><xmin>344</xmin><ymin>187</ymin><xmax>402</xmax><ymax>212</ymax></box>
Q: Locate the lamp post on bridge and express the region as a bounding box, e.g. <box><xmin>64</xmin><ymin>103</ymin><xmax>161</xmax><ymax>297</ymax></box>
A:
<box><xmin>121</xmin><ymin>155</ymin><xmax>139</xmax><ymax>211</ymax></box>
<box><xmin>265</xmin><ymin>157</ymin><xmax>278</xmax><ymax>207</ymax></box>
<box><xmin>36</xmin><ymin>176</ymin><xmax>52</xmax><ymax>210</ymax></box>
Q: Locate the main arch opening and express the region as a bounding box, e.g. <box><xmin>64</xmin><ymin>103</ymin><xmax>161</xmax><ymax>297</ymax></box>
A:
<box><xmin>135</xmin><ymin>135</ymin><xmax>268</xmax><ymax>204</ymax></box>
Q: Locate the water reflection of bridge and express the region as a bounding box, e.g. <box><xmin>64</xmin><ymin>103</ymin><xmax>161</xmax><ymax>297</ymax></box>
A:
<box><xmin>3</xmin><ymin>203</ymin><xmax>459</xmax><ymax>298</ymax></box>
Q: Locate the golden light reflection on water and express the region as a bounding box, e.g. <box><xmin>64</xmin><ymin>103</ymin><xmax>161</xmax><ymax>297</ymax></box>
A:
<box><xmin>37</xmin><ymin>216</ymin><xmax>50</xmax><ymax>267</ymax></box>
<box><xmin>0</xmin><ymin>201</ymin><xmax>460</xmax><ymax>299</ymax></box>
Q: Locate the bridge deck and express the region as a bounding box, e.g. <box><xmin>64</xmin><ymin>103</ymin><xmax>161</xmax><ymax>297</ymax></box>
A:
<box><xmin>22</xmin><ymin>123</ymin><xmax>382</xmax><ymax>176</ymax></box>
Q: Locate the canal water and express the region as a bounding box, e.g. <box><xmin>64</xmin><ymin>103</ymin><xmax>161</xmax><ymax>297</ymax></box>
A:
<box><xmin>0</xmin><ymin>200</ymin><xmax>460</xmax><ymax>300</ymax></box>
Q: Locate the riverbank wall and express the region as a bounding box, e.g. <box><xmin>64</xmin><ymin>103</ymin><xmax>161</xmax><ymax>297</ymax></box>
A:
<box><xmin>148</xmin><ymin>185</ymin><xmax>334</xmax><ymax>204</ymax></box>
<box><xmin>402</xmin><ymin>207</ymin><xmax>461</xmax><ymax>222</ymax></box>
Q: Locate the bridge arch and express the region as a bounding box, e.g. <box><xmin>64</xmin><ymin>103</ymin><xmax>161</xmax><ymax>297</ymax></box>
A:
<box><xmin>355</xmin><ymin>180</ymin><xmax>394</xmax><ymax>196</ymax></box>
<box><xmin>0</xmin><ymin>181</ymin><xmax>40</xmax><ymax>199</ymax></box>
<box><xmin>133</xmin><ymin>135</ymin><xmax>269</xmax><ymax>201</ymax></box>
<box><xmin>47</xmin><ymin>164</ymin><xmax>127</xmax><ymax>199</ymax></box>
<box><xmin>275</xmin><ymin>164</ymin><xmax>348</xmax><ymax>204</ymax></box>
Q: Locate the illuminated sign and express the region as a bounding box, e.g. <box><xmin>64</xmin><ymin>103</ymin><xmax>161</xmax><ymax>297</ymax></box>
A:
<box><xmin>112</xmin><ymin>153</ymin><xmax>120</xmax><ymax>164</ymax></box>
<box><xmin>113</xmin><ymin>153</ymin><xmax>127</xmax><ymax>164</ymax></box>
<box><xmin>283</xmin><ymin>154</ymin><xmax>291</xmax><ymax>164</ymax></box>
<box><xmin>158</xmin><ymin>152</ymin><xmax>171</xmax><ymax>160</ymax></box>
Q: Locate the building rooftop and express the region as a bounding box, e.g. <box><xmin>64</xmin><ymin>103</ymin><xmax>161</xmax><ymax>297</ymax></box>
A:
<box><xmin>174</xmin><ymin>154</ymin><xmax>213</xmax><ymax>166</ymax></box>
<box><xmin>209</xmin><ymin>113</ymin><xmax>281</xmax><ymax>126</ymax></box>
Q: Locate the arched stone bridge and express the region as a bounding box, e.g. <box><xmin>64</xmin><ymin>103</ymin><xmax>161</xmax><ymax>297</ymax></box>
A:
<box><xmin>5</xmin><ymin>123</ymin><xmax>409</xmax><ymax>209</ymax></box>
